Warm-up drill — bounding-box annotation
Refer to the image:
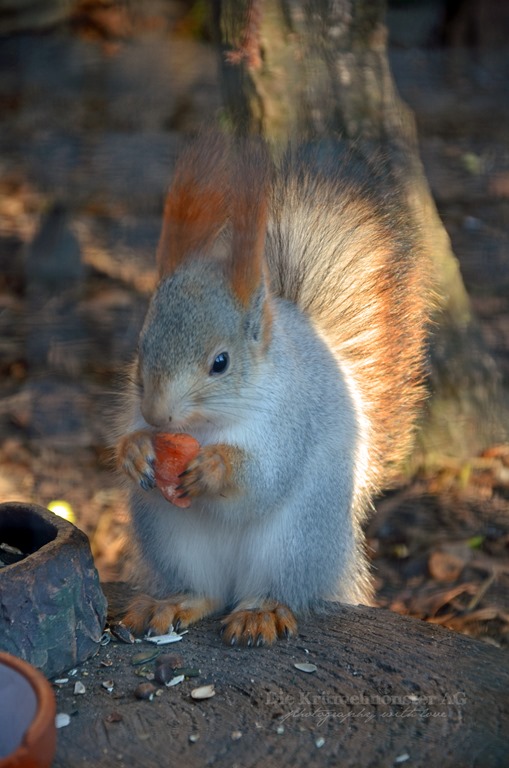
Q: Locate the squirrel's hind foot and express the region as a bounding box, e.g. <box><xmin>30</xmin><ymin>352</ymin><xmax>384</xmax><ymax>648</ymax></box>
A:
<box><xmin>220</xmin><ymin>600</ymin><xmax>297</xmax><ymax>647</ymax></box>
<box><xmin>123</xmin><ymin>593</ymin><xmax>219</xmax><ymax>636</ymax></box>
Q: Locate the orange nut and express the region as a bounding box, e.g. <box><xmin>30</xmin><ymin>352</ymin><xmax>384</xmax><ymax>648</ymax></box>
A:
<box><xmin>153</xmin><ymin>433</ymin><xmax>200</xmax><ymax>508</ymax></box>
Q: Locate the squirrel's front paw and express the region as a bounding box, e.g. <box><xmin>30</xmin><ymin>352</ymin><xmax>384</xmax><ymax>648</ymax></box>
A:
<box><xmin>116</xmin><ymin>430</ymin><xmax>155</xmax><ymax>491</ymax></box>
<box><xmin>177</xmin><ymin>444</ymin><xmax>234</xmax><ymax>500</ymax></box>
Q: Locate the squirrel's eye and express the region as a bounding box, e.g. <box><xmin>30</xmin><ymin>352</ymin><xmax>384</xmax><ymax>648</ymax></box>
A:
<box><xmin>210</xmin><ymin>352</ymin><xmax>229</xmax><ymax>375</ymax></box>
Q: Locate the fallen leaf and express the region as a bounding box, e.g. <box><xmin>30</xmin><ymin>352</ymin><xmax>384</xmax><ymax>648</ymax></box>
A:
<box><xmin>428</xmin><ymin>550</ymin><xmax>466</xmax><ymax>582</ymax></box>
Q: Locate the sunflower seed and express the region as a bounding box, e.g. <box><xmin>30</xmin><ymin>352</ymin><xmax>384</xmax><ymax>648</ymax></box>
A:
<box><xmin>191</xmin><ymin>684</ymin><xmax>215</xmax><ymax>700</ymax></box>
<box><xmin>110</xmin><ymin>622</ymin><xmax>135</xmax><ymax>644</ymax></box>
<box><xmin>154</xmin><ymin>663</ymin><xmax>174</xmax><ymax>685</ymax></box>
<box><xmin>135</xmin><ymin>682</ymin><xmax>156</xmax><ymax>701</ymax></box>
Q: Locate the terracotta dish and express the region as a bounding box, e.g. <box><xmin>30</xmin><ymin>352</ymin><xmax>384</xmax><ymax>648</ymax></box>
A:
<box><xmin>0</xmin><ymin>652</ymin><xmax>56</xmax><ymax>768</ymax></box>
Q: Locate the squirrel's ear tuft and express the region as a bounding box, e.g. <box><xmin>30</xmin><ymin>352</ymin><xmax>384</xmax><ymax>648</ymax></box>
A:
<box><xmin>227</xmin><ymin>141</ymin><xmax>270</xmax><ymax>308</ymax></box>
<box><xmin>157</xmin><ymin>136</ymin><xmax>230</xmax><ymax>277</ymax></box>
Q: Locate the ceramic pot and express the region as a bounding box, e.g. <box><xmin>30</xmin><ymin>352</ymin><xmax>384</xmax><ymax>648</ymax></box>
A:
<box><xmin>0</xmin><ymin>651</ymin><xmax>56</xmax><ymax>768</ymax></box>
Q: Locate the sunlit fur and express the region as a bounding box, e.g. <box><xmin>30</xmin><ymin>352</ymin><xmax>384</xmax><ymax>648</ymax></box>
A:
<box><xmin>116</xmin><ymin>139</ymin><xmax>432</xmax><ymax>615</ymax></box>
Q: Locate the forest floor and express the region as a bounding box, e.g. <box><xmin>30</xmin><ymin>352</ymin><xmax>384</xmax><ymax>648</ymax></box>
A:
<box><xmin>0</xmin><ymin>0</ymin><xmax>508</xmax><ymax>654</ymax></box>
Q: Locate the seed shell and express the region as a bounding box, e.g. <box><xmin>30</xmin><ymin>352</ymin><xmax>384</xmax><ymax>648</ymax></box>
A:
<box><xmin>294</xmin><ymin>663</ymin><xmax>317</xmax><ymax>673</ymax></box>
<box><xmin>55</xmin><ymin>713</ymin><xmax>71</xmax><ymax>729</ymax></box>
<box><xmin>132</xmin><ymin>649</ymin><xmax>160</xmax><ymax>666</ymax></box>
<box><xmin>166</xmin><ymin>674</ymin><xmax>185</xmax><ymax>687</ymax></box>
<box><xmin>191</xmin><ymin>684</ymin><xmax>215</xmax><ymax>700</ymax></box>
<box><xmin>146</xmin><ymin>632</ymin><xmax>183</xmax><ymax>645</ymax></box>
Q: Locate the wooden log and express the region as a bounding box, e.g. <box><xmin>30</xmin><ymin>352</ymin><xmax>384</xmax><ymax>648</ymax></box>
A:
<box><xmin>51</xmin><ymin>582</ymin><xmax>508</xmax><ymax>767</ymax></box>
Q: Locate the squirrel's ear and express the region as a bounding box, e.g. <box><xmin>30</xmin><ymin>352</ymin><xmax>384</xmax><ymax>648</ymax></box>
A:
<box><xmin>227</xmin><ymin>141</ymin><xmax>270</xmax><ymax>309</ymax></box>
<box><xmin>157</xmin><ymin>136</ymin><xmax>230</xmax><ymax>277</ymax></box>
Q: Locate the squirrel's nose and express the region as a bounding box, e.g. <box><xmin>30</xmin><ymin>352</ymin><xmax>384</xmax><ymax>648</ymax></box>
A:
<box><xmin>141</xmin><ymin>400</ymin><xmax>172</xmax><ymax>429</ymax></box>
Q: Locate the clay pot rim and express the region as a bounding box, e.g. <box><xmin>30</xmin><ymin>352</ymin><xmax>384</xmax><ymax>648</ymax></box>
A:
<box><xmin>0</xmin><ymin>651</ymin><xmax>56</xmax><ymax>764</ymax></box>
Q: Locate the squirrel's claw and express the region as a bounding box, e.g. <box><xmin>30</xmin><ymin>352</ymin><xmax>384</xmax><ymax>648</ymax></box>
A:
<box><xmin>123</xmin><ymin>594</ymin><xmax>220</xmax><ymax>636</ymax></box>
<box><xmin>220</xmin><ymin>601</ymin><xmax>297</xmax><ymax>647</ymax></box>
<box><xmin>176</xmin><ymin>446</ymin><xmax>229</xmax><ymax>499</ymax></box>
<box><xmin>116</xmin><ymin>430</ymin><xmax>156</xmax><ymax>490</ymax></box>
<box><xmin>174</xmin><ymin>485</ymin><xmax>189</xmax><ymax>500</ymax></box>
<box><xmin>139</xmin><ymin>470</ymin><xmax>156</xmax><ymax>491</ymax></box>
<box><xmin>175</xmin><ymin>471</ymin><xmax>191</xmax><ymax>498</ymax></box>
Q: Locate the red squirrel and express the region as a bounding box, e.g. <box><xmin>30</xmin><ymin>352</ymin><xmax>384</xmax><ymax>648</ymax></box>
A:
<box><xmin>116</xmin><ymin>137</ymin><xmax>431</xmax><ymax>646</ymax></box>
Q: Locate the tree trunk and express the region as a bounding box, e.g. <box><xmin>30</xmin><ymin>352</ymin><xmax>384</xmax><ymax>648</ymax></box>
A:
<box><xmin>213</xmin><ymin>0</ymin><xmax>509</xmax><ymax>465</ymax></box>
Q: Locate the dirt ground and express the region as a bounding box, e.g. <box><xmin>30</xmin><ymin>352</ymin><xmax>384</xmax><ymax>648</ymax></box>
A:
<box><xmin>0</xmin><ymin>0</ymin><xmax>508</xmax><ymax>663</ymax></box>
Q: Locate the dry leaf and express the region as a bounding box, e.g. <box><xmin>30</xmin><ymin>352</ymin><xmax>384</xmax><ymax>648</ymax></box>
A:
<box><xmin>428</xmin><ymin>550</ymin><xmax>465</xmax><ymax>582</ymax></box>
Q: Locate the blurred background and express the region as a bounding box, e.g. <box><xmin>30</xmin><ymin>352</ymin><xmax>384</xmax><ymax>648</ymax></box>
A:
<box><xmin>0</xmin><ymin>0</ymin><xmax>508</xmax><ymax>645</ymax></box>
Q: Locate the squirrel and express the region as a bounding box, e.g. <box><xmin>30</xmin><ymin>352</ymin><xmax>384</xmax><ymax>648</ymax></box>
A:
<box><xmin>115</xmin><ymin>136</ymin><xmax>431</xmax><ymax>646</ymax></box>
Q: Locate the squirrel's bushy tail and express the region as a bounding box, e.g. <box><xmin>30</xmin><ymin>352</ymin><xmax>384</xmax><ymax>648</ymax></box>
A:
<box><xmin>265</xmin><ymin>148</ymin><xmax>432</xmax><ymax>512</ymax></box>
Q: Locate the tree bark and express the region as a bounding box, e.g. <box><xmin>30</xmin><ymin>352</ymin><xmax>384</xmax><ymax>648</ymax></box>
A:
<box><xmin>50</xmin><ymin>582</ymin><xmax>509</xmax><ymax>768</ymax></box>
<box><xmin>213</xmin><ymin>0</ymin><xmax>509</xmax><ymax>465</ymax></box>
